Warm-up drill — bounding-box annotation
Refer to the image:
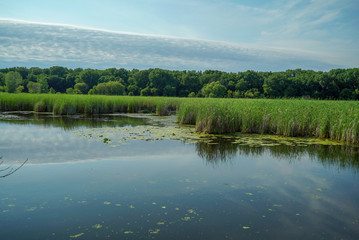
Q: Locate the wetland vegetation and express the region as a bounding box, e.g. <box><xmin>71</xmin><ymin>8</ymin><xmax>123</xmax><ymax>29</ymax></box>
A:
<box><xmin>1</xmin><ymin>93</ymin><xmax>359</xmax><ymax>144</ymax></box>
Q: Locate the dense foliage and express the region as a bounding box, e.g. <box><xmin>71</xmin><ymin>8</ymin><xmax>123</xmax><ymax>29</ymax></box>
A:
<box><xmin>0</xmin><ymin>66</ymin><xmax>358</xmax><ymax>99</ymax></box>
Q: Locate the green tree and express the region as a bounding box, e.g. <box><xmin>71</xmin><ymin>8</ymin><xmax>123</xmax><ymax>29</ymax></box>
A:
<box><xmin>0</xmin><ymin>72</ymin><xmax>4</xmax><ymax>86</ymax></box>
<box><xmin>148</xmin><ymin>69</ymin><xmax>175</xmax><ymax>96</ymax></box>
<box><xmin>37</xmin><ymin>74</ymin><xmax>49</xmax><ymax>93</ymax></box>
<box><xmin>74</xmin><ymin>83</ymin><xmax>89</xmax><ymax>94</ymax></box>
<box><xmin>140</xmin><ymin>86</ymin><xmax>151</xmax><ymax>96</ymax></box>
<box><xmin>163</xmin><ymin>85</ymin><xmax>176</xmax><ymax>96</ymax></box>
<box><xmin>339</xmin><ymin>88</ymin><xmax>354</xmax><ymax>100</ymax></box>
<box><xmin>66</xmin><ymin>88</ymin><xmax>81</xmax><ymax>94</ymax></box>
<box><xmin>49</xmin><ymin>87</ymin><xmax>56</xmax><ymax>94</ymax></box>
<box><xmin>93</xmin><ymin>81</ymin><xmax>126</xmax><ymax>95</ymax></box>
<box><xmin>16</xmin><ymin>85</ymin><xmax>24</xmax><ymax>93</ymax></box>
<box><xmin>27</xmin><ymin>81</ymin><xmax>41</xmax><ymax>93</ymax></box>
<box><xmin>79</xmin><ymin>69</ymin><xmax>100</xmax><ymax>89</ymax></box>
<box><xmin>5</xmin><ymin>71</ymin><xmax>23</xmax><ymax>93</ymax></box>
<box><xmin>202</xmin><ymin>81</ymin><xmax>226</xmax><ymax>98</ymax></box>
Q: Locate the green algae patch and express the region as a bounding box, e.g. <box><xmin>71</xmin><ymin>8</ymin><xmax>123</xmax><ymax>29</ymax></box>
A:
<box><xmin>181</xmin><ymin>217</ymin><xmax>191</xmax><ymax>221</ymax></box>
<box><xmin>149</xmin><ymin>228</ymin><xmax>161</xmax><ymax>234</ymax></box>
<box><xmin>92</xmin><ymin>224</ymin><xmax>102</xmax><ymax>229</ymax></box>
<box><xmin>73</xmin><ymin>114</ymin><xmax>353</xmax><ymax>149</ymax></box>
<box><xmin>72</xmin><ymin>114</ymin><xmax>359</xmax><ymax>170</ymax></box>
<box><xmin>69</xmin><ymin>233</ymin><xmax>84</xmax><ymax>238</ymax></box>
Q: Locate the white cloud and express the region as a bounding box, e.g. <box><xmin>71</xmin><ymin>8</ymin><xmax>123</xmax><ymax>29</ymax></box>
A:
<box><xmin>0</xmin><ymin>19</ymin><xmax>344</xmax><ymax>71</ymax></box>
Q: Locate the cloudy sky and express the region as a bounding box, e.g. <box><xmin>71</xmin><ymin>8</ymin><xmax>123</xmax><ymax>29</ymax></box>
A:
<box><xmin>0</xmin><ymin>0</ymin><xmax>358</xmax><ymax>71</ymax></box>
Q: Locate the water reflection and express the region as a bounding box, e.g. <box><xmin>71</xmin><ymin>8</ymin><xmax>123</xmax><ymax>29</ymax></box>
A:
<box><xmin>1</xmin><ymin>112</ymin><xmax>359</xmax><ymax>172</ymax></box>
<box><xmin>1</xmin><ymin>112</ymin><xmax>359</xmax><ymax>239</ymax></box>
<box><xmin>195</xmin><ymin>138</ymin><xmax>359</xmax><ymax>172</ymax></box>
<box><xmin>0</xmin><ymin>112</ymin><xmax>149</xmax><ymax>130</ymax></box>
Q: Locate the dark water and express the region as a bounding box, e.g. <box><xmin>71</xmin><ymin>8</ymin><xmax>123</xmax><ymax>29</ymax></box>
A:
<box><xmin>0</xmin><ymin>113</ymin><xmax>359</xmax><ymax>240</ymax></box>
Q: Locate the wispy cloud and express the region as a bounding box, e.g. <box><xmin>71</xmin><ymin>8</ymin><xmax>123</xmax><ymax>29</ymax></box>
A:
<box><xmin>0</xmin><ymin>19</ymin><xmax>346</xmax><ymax>71</ymax></box>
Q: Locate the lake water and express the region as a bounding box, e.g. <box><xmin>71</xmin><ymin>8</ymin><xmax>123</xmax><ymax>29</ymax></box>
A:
<box><xmin>0</xmin><ymin>112</ymin><xmax>359</xmax><ymax>240</ymax></box>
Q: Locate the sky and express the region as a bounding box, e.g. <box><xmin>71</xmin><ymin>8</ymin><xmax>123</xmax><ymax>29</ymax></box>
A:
<box><xmin>0</xmin><ymin>0</ymin><xmax>358</xmax><ymax>71</ymax></box>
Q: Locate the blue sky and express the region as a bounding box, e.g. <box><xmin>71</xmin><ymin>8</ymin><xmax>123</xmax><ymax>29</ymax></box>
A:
<box><xmin>0</xmin><ymin>0</ymin><xmax>358</xmax><ymax>71</ymax></box>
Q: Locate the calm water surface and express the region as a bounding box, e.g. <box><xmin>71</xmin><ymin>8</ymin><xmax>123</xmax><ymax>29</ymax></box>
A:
<box><xmin>0</xmin><ymin>113</ymin><xmax>358</xmax><ymax>240</ymax></box>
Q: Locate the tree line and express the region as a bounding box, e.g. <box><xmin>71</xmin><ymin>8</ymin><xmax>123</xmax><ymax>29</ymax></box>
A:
<box><xmin>0</xmin><ymin>66</ymin><xmax>358</xmax><ymax>100</ymax></box>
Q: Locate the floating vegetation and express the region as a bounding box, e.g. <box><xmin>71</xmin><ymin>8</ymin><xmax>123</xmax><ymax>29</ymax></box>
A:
<box><xmin>69</xmin><ymin>233</ymin><xmax>84</xmax><ymax>238</ymax></box>
<box><xmin>72</xmin><ymin>114</ymin><xmax>359</xmax><ymax>172</ymax></box>
<box><xmin>242</xmin><ymin>226</ymin><xmax>251</xmax><ymax>230</ymax></box>
<box><xmin>149</xmin><ymin>228</ymin><xmax>160</xmax><ymax>234</ymax></box>
<box><xmin>123</xmin><ymin>231</ymin><xmax>133</xmax><ymax>234</ymax></box>
<box><xmin>92</xmin><ymin>224</ymin><xmax>102</xmax><ymax>229</ymax></box>
<box><xmin>181</xmin><ymin>217</ymin><xmax>191</xmax><ymax>221</ymax></box>
<box><xmin>103</xmin><ymin>201</ymin><xmax>111</xmax><ymax>205</ymax></box>
<box><xmin>25</xmin><ymin>207</ymin><xmax>37</xmax><ymax>211</ymax></box>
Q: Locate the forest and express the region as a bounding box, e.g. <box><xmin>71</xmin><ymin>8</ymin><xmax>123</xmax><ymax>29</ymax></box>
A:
<box><xmin>0</xmin><ymin>66</ymin><xmax>358</xmax><ymax>100</ymax></box>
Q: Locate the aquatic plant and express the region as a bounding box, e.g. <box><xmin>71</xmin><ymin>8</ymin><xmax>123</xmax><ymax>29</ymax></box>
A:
<box><xmin>177</xmin><ymin>98</ymin><xmax>359</xmax><ymax>144</ymax></box>
<box><xmin>1</xmin><ymin>93</ymin><xmax>359</xmax><ymax>143</ymax></box>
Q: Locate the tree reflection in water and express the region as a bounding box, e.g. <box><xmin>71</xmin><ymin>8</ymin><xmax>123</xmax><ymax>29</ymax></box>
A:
<box><xmin>195</xmin><ymin>138</ymin><xmax>359</xmax><ymax>172</ymax></box>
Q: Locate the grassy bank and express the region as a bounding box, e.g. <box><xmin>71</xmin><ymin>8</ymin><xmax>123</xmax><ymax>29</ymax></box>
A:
<box><xmin>0</xmin><ymin>93</ymin><xmax>181</xmax><ymax>116</ymax></box>
<box><xmin>178</xmin><ymin>98</ymin><xmax>359</xmax><ymax>144</ymax></box>
<box><xmin>1</xmin><ymin>93</ymin><xmax>359</xmax><ymax>144</ymax></box>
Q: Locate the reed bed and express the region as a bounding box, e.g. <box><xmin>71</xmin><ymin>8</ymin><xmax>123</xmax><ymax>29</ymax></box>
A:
<box><xmin>1</xmin><ymin>93</ymin><xmax>359</xmax><ymax>144</ymax></box>
<box><xmin>177</xmin><ymin>98</ymin><xmax>359</xmax><ymax>144</ymax></box>
<box><xmin>0</xmin><ymin>93</ymin><xmax>181</xmax><ymax>116</ymax></box>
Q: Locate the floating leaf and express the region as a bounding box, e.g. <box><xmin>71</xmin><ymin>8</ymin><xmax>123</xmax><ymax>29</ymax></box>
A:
<box><xmin>92</xmin><ymin>224</ymin><xmax>102</xmax><ymax>229</ymax></box>
<box><xmin>242</xmin><ymin>226</ymin><xmax>250</xmax><ymax>229</ymax></box>
<box><xmin>25</xmin><ymin>207</ymin><xmax>37</xmax><ymax>211</ymax></box>
<box><xmin>104</xmin><ymin>201</ymin><xmax>111</xmax><ymax>205</ymax></box>
<box><xmin>124</xmin><ymin>231</ymin><xmax>133</xmax><ymax>234</ymax></box>
<box><xmin>69</xmin><ymin>233</ymin><xmax>84</xmax><ymax>238</ymax></box>
<box><xmin>149</xmin><ymin>229</ymin><xmax>160</xmax><ymax>234</ymax></box>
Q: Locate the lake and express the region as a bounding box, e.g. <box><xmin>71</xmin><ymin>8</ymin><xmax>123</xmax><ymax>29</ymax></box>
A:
<box><xmin>0</xmin><ymin>112</ymin><xmax>359</xmax><ymax>240</ymax></box>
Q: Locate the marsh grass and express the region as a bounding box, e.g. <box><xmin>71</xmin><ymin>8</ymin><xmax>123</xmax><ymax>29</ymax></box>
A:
<box><xmin>0</xmin><ymin>93</ymin><xmax>182</xmax><ymax>116</ymax></box>
<box><xmin>177</xmin><ymin>98</ymin><xmax>359</xmax><ymax>144</ymax></box>
<box><xmin>1</xmin><ymin>93</ymin><xmax>359</xmax><ymax>143</ymax></box>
